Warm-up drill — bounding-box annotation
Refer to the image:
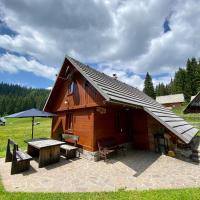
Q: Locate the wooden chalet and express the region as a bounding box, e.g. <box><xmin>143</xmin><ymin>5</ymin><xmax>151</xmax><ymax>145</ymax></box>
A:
<box><xmin>44</xmin><ymin>56</ymin><xmax>198</xmax><ymax>160</ymax></box>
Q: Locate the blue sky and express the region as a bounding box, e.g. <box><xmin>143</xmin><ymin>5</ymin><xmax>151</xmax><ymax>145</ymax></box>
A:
<box><xmin>0</xmin><ymin>0</ymin><xmax>199</xmax><ymax>90</ymax></box>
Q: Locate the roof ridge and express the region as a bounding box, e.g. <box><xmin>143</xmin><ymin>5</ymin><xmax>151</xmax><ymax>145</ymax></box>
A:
<box><xmin>66</xmin><ymin>56</ymin><xmax>170</xmax><ymax>110</ymax></box>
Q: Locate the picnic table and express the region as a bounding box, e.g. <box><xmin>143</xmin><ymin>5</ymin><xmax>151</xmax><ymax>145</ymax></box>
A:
<box><xmin>25</xmin><ymin>138</ymin><xmax>65</xmax><ymax>167</ymax></box>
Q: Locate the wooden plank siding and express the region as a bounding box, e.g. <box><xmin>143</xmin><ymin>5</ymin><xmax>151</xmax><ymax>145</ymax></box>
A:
<box><xmin>132</xmin><ymin>109</ymin><xmax>149</xmax><ymax>150</ymax></box>
<box><xmin>45</xmin><ymin>60</ymin><xmax>105</xmax><ymax>113</ymax></box>
<box><xmin>51</xmin><ymin>108</ymin><xmax>94</xmax><ymax>151</ymax></box>
<box><xmin>93</xmin><ymin>107</ymin><xmax>130</xmax><ymax>151</ymax></box>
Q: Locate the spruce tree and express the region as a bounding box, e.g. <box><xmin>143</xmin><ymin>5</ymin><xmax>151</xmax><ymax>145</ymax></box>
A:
<box><xmin>186</xmin><ymin>58</ymin><xmax>198</xmax><ymax>95</ymax></box>
<box><xmin>156</xmin><ymin>83</ymin><xmax>168</xmax><ymax>96</ymax></box>
<box><xmin>143</xmin><ymin>72</ymin><xmax>156</xmax><ymax>99</ymax></box>
<box><xmin>173</xmin><ymin>68</ymin><xmax>187</xmax><ymax>93</ymax></box>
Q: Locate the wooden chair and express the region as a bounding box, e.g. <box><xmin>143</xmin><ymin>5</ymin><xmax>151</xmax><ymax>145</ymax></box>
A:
<box><xmin>60</xmin><ymin>134</ymin><xmax>80</xmax><ymax>159</ymax></box>
<box><xmin>97</xmin><ymin>137</ymin><xmax>126</xmax><ymax>161</ymax></box>
<box><xmin>5</xmin><ymin>139</ymin><xmax>32</xmax><ymax>175</ymax></box>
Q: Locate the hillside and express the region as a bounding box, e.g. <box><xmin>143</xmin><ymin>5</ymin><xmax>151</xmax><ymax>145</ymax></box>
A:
<box><xmin>0</xmin><ymin>82</ymin><xmax>50</xmax><ymax>116</ymax></box>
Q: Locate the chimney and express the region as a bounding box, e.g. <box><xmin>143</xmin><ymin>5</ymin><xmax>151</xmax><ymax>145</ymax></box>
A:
<box><xmin>112</xmin><ymin>74</ymin><xmax>118</xmax><ymax>80</ymax></box>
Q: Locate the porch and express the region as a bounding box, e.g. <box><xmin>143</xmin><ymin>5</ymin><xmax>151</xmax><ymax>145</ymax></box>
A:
<box><xmin>1</xmin><ymin>150</ymin><xmax>200</xmax><ymax>192</ymax></box>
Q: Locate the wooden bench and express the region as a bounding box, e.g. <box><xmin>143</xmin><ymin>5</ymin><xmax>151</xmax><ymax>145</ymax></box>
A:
<box><xmin>5</xmin><ymin>139</ymin><xmax>32</xmax><ymax>175</ymax></box>
<box><xmin>97</xmin><ymin>137</ymin><xmax>126</xmax><ymax>161</ymax></box>
<box><xmin>60</xmin><ymin>134</ymin><xmax>80</xmax><ymax>159</ymax></box>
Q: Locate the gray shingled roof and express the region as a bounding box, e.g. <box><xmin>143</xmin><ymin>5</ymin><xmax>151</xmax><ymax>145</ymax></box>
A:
<box><xmin>65</xmin><ymin>56</ymin><xmax>198</xmax><ymax>144</ymax></box>
<box><xmin>156</xmin><ymin>94</ymin><xmax>185</xmax><ymax>104</ymax></box>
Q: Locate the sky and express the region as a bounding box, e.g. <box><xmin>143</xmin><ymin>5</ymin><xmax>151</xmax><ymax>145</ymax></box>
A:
<box><xmin>0</xmin><ymin>0</ymin><xmax>200</xmax><ymax>90</ymax></box>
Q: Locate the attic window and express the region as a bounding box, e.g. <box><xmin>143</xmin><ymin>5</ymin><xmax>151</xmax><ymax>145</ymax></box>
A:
<box><xmin>68</xmin><ymin>81</ymin><xmax>75</xmax><ymax>94</ymax></box>
<box><xmin>85</xmin><ymin>80</ymin><xmax>90</xmax><ymax>87</ymax></box>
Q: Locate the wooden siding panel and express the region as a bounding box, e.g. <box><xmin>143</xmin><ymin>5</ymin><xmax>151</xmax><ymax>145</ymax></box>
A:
<box><xmin>45</xmin><ymin>60</ymin><xmax>104</xmax><ymax>112</ymax></box>
<box><xmin>132</xmin><ymin>109</ymin><xmax>149</xmax><ymax>150</ymax></box>
<box><xmin>52</xmin><ymin>108</ymin><xmax>95</xmax><ymax>151</ymax></box>
<box><xmin>93</xmin><ymin>107</ymin><xmax>130</xmax><ymax>151</ymax></box>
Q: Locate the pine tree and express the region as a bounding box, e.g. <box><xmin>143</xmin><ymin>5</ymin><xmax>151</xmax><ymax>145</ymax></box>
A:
<box><xmin>173</xmin><ymin>68</ymin><xmax>187</xmax><ymax>93</ymax></box>
<box><xmin>186</xmin><ymin>58</ymin><xmax>198</xmax><ymax>95</ymax></box>
<box><xmin>143</xmin><ymin>72</ymin><xmax>155</xmax><ymax>99</ymax></box>
<box><xmin>156</xmin><ymin>83</ymin><xmax>168</xmax><ymax>96</ymax></box>
<box><xmin>184</xmin><ymin>75</ymin><xmax>192</xmax><ymax>102</ymax></box>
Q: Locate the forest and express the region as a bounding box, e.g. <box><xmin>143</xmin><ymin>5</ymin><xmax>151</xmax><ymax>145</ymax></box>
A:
<box><xmin>0</xmin><ymin>82</ymin><xmax>50</xmax><ymax>116</ymax></box>
<box><xmin>144</xmin><ymin>58</ymin><xmax>200</xmax><ymax>101</ymax></box>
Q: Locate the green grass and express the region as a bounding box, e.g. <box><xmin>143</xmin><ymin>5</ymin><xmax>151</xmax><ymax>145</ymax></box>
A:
<box><xmin>0</xmin><ymin>118</ymin><xmax>51</xmax><ymax>157</ymax></box>
<box><xmin>0</xmin><ymin>186</ymin><xmax>200</xmax><ymax>200</ymax></box>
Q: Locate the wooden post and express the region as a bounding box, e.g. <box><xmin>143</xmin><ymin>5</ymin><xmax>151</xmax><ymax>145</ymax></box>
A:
<box><xmin>32</xmin><ymin>117</ymin><xmax>34</xmax><ymax>139</ymax></box>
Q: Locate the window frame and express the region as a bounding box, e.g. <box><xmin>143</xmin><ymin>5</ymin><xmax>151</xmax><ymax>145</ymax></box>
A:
<box><xmin>66</xmin><ymin>113</ymin><xmax>73</xmax><ymax>130</ymax></box>
<box><xmin>68</xmin><ymin>81</ymin><xmax>75</xmax><ymax>95</ymax></box>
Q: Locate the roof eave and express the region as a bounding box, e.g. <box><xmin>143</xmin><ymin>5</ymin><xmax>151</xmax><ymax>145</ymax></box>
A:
<box><xmin>106</xmin><ymin>99</ymin><xmax>143</xmax><ymax>109</ymax></box>
<box><xmin>43</xmin><ymin>58</ymin><xmax>66</xmax><ymax>111</ymax></box>
<box><xmin>144</xmin><ymin>107</ymin><xmax>195</xmax><ymax>144</ymax></box>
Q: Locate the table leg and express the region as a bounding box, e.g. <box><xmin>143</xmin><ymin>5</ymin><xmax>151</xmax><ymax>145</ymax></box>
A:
<box><xmin>39</xmin><ymin>146</ymin><xmax>60</xmax><ymax>168</ymax></box>
<box><xmin>27</xmin><ymin>144</ymin><xmax>38</xmax><ymax>157</ymax></box>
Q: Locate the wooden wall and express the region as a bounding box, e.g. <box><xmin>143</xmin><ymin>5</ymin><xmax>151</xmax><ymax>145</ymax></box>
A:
<box><xmin>131</xmin><ymin>109</ymin><xmax>149</xmax><ymax>150</ymax></box>
<box><xmin>93</xmin><ymin>106</ymin><xmax>130</xmax><ymax>151</ymax></box>
<box><xmin>162</xmin><ymin>102</ymin><xmax>183</xmax><ymax>108</ymax></box>
<box><xmin>51</xmin><ymin>106</ymin><xmax>152</xmax><ymax>152</ymax></box>
<box><xmin>45</xmin><ymin>59</ymin><xmax>104</xmax><ymax>113</ymax></box>
<box><xmin>51</xmin><ymin>108</ymin><xmax>94</xmax><ymax>151</ymax></box>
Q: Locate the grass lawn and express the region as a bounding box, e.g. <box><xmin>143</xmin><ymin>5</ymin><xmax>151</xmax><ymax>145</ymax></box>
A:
<box><xmin>0</xmin><ymin>118</ymin><xmax>51</xmax><ymax>158</ymax></box>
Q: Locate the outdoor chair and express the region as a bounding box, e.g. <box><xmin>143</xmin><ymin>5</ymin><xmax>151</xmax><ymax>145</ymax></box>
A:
<box><xmin>60</xmin><ymin>134</ymin><xmax>80</xmax><ymax>159</ymax></box>
<box><xmin>97</xmin><ymin>137</ymin><xmax>126</xmax><ymax>161</ymax></box>
<box><xmin>5</xmin><ymin>139</ymin><xmax>32</xmax><ymax>175</ymax></box>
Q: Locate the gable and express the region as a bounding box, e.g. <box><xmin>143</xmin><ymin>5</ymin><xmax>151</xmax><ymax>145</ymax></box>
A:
<box><xmin>44</xmin><ymin>59</ymin><xmax>105</xmax><ymax>112</ymax></box>
<box><xmin>184</xmin><ymin>91</ymin><xmax>200</xmax><ymax>113</ymax></box>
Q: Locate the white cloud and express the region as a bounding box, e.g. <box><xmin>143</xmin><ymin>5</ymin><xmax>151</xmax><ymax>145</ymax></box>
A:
<box><xmin>46</xmin><ymin>86</ymin><xmax>53</xmax><ymax>90</ymax></box>
<box><xmin>0</xmin><ymin>53</ymin><xmax>57</xmax><ymax>80</ymax></box>
<box><xmin>95</xmin><ymin>65</ymin><xmax>144</xmax><ymax>90</ymax></box>
<box><xmin>0</xmin><ymin>0</ymin><xmax>200</xmax><ymax>88</ymax></box>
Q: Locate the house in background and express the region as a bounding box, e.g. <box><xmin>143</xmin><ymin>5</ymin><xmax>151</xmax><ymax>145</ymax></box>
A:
<box><xmin>44</xmin><ymin>56</ymin><xmax>198</xmax><ymax>160</ymax></box>
<box><xmin>156</xmin><ymin>94</ymin><xmax>185</xmax><ymax>109</ymax></box>
<box><xmin>191</xmin><ymin>95</ymin><xmax>196</xmax><ymax>101</ymax></box>
<box><xmin>0</xmin><ymin>117</ymin><xmax>6</xmax><ymax>126</ymax></box>
<box><xmin>184</xmin><ymin>91</ymin><xmax>200</xmax><ymax>113</ymax></box>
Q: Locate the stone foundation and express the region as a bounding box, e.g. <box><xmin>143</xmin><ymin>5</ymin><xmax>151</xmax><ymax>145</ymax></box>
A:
<box><xmin>79</xmin><ymin>142</ymin><xmax>133</xmax><ymax>161</ymax></box>
<box><xmin>78</xmin><ymin>148</ymin><xmax>99</xmax><ymax>161</ymax></box>
<box><xmin>191</xmin><ymin>136</ymin><xmax>200</xmax><ymax>163</ymax></box>
<box><xmin>146</xmin><ymin>114</ymin><xmax>200</xmax><ymax>163</ymax></box>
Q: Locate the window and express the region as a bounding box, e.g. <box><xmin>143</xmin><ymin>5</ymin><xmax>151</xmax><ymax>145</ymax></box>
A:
<box><xmin>66</xmin><ymin>113</ymin><xmax>73</xmax><ymax>130</ymax></box>
<box><xmin>68</xmin><ymin>81</ymin><xmax>75</xmax><ymax>94</ymax></box>
<box><xmin>85</xmin><ymin>80</ymin><xmax>90</xmax><ymax>87</ymax></box>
